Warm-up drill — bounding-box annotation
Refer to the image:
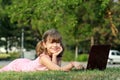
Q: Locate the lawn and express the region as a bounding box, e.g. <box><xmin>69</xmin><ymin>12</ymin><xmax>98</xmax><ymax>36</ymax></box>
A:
<box><xmin>0</xmin><ymin>68</ymin><xmax>120</xmax><ymax>80</ymax></box>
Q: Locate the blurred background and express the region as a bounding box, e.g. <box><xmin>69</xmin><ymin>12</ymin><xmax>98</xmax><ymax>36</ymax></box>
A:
<box><xmin>0</xmin><ymin>0</ymin><xmax>120</xmax><ymax>62</ymax></box>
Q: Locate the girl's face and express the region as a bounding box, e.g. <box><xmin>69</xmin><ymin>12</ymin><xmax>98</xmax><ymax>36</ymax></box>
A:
<box><xmin>43</xmin><ymin>40</ymin><xmax>62</xmax><ymax>56</ymax></box>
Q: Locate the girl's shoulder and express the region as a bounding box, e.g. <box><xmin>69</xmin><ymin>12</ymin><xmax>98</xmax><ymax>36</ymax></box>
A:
<box><xmin>39</xmin><ymin>53</ymin><xmax>51</xmax><ymax>60</ymax></box>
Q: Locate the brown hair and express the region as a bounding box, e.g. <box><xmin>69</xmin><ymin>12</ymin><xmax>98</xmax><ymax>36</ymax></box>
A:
<box><xmin>36</xmin><ymin>29</ymin><xmax>64</xmax><ymax>57</ymax></box>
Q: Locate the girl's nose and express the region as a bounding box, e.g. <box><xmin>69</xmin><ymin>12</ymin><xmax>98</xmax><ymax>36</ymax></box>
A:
<box><xmin>53</xmin><ymin>42</ymin><xmax>58</xmax><ymax>46</ymax></box>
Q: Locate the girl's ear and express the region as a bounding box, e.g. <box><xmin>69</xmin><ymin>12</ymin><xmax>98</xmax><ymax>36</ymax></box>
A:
<box><xmin>43</xmin><ymin>41</ymin><xmax>46</xmax><ymax>48</ymax></box>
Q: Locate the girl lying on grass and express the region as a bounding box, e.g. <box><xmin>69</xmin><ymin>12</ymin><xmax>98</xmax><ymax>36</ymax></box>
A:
<box><xmin>0</xmin><ymin>29</ymin><xmax>84</xmax><ymax>72</ymax></box>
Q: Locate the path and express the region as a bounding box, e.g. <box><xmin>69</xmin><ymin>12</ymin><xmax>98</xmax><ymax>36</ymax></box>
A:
<box><xmin>0</xmin><ymin>60</ymin><xmax>120</xmax><ymax>68</ymax></box>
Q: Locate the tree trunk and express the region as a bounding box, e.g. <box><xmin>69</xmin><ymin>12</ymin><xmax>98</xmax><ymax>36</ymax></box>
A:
<box><xmin>5</xmin><ymin>37</ymin><xmax>9</xmax><ymax>53</ymax></box>
<box><xmin>75</xmin><ymin>44</ymin><xmax>78</xmax><ymax>60</ymax></box>
<box><xmin>91</xmin><ymin>36</ymin><xmax>94</xmax><ymax>46</ymax></box>
<box><xmin>107</xmin><ymin>10</ymin><xmax>118</xmax><ymax>36</ymax></box>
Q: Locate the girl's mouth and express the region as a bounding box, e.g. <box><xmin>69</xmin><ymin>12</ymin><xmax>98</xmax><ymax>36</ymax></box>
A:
<box><xmin>51</xmin><ymin>47</ymin><xmax>60</xmax><ymax>51</ymax></box>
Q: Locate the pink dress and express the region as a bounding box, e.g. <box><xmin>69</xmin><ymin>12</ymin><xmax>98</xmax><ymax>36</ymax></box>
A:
<box><xmin>0</xmin><ymin>53</ymin><xmax>50</xmax><ymax>72</ymax></box>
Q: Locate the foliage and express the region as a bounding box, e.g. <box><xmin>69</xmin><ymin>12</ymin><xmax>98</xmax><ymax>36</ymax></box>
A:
<box><xmin>0</xmin><ymin>68</ymin><xmax>120</xmax><ymax>80</ymax></box>
<box><xmin>62</xmin><ymin>50</ymin><xmax>75</xmax><ymax>61</ymax></box>
<box><xmin>0</xmin><ymin>53</ymin><xmax>10</xmax><ymax>59</ymax></box>
<box><xmin>0</xmin><ymin>52</ymin><xmax>20</xmax><ymax>60</ymax></box>
<box><xmin>76</xmin><ymin>54</ymin><xmax>88</xmax><ymax>62</ymax></box>
<box><xmin>0</xmin><ymin>0</ymin><xmax>21</xmax><ymax>53</ymax></box>
<box><xmin>108</xmin><ymin>1</ymin><xmax>120</xmax><ymax>49</ymax></box>
<box><xmin>0</xmin><ymin>0</ymin><xmax>120</xmax><ymax>59</ymax></box>
<box><xmin>8</xmin><ymin>52</ymin><xmax>21</xmax><ymax>60</ymax></box>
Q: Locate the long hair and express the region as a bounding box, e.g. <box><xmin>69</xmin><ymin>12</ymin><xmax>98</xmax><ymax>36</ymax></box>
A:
<box><xmin>35</xmin><ymin>29</ymin><xmax>64</xmax><ymax>57</ymax></box>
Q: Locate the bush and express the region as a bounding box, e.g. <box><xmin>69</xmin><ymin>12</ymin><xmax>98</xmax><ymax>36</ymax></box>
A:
<box><xmin>76</xmin><ymin>53</ymin><xmax>88</xmax><ymax>62</ymax></box>
<box><xmin>8</xmin><ymin>52</ymin><xmax>21</xmax><ymax>60</ymax></box>
<box><xmin>62</xmin><ymin>50</ymin><xmax>75</xmax><ymax>61</ymax></box>
<box><xmin>0</xmin><ymin>53</ymin><xmax>10</xmax><ymax>60</ymax></box>
<box><xmin>0</xmin><ymin>52</ymin><xmax>20</xmax><ymax>60</ymax></box>
<box><xmin>62</xmin><ymin>50</ymin><xmax>89</xmax><ymax>62</ymax></box>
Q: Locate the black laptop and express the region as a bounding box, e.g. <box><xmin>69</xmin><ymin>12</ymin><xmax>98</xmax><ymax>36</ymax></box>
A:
<box><xmin>86</xmin><ymin>45</ymin><xmax>111</xmax><ymax>70</ymax></box>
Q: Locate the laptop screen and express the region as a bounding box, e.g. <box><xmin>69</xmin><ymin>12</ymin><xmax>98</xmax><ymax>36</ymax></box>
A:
<box><xmin>86</xmin><ymin>45</ymin><xmax>111</xmax><ymax>70</ymax></box>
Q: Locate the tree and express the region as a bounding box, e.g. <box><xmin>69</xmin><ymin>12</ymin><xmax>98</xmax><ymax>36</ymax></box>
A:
<box><xmin>0</xmin><ymin>0</ymin><xmax>20</xmax><ymax>53</ymax></box>
<box><xmin>3</xmin><ymin>0</ymin><xmax>120</xmax><ymax>59</ymax></box>
<box><xmin>105</xmin><ymin>0</ymin><xmax>120</xmax><ymax>49</ymax></box>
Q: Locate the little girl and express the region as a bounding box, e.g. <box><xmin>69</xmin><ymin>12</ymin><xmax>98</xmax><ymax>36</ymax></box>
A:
<box><xmin>0</xmin><ymin>29</ymin><xmax>84</xmax><ymax>72</ymax></box>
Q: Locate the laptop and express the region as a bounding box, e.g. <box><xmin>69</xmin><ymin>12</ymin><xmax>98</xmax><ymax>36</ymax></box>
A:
<box><xmin>86</xmin><ymin>45</ymin><xmax>111</xmax><ymax>70</ymax></box>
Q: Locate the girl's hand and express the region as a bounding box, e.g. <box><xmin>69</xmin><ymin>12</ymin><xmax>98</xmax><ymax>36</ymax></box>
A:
<box><xmin>72</xmin><ymin>62</ymin><xmax>85</xmax><ymax>70</ymax></box>
<box><xmin>53</xmin><ymin>46</ymin><xmax>63</xmax><ymax>56</ymax></box>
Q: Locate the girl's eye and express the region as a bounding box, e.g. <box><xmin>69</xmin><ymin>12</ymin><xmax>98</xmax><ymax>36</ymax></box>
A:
<box><xmin>51</xmin><ymin>41</ymin><xmax>60</xmax><ymax>43</ymax></box>
<box><xmin>52</xmin><ymin>42</ymin><xmax>59</xmax><ymax>44</ymax></box>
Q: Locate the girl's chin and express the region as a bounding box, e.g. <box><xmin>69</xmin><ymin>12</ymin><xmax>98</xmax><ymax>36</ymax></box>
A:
<box><xmin>48</xmin><ymin>49</ymin><xmax>59</xmax><ymax>53</ymax></box>
<box><xmin>50</xmin><ymin>51</ymin><xmax>58</xmax><ymax>54</ymax></box>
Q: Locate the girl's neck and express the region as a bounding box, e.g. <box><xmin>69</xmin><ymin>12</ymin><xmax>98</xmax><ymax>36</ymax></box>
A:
<box><xmin>45</xmin><ymin>50</ymin><xmax>52</xmax><ymax>57</ymax></box>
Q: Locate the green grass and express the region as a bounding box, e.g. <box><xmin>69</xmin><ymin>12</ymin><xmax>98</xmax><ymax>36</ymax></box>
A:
<box><xmin>0</xmin><ymin>68</ymin><xmax>120</xmax><ymax>80</ymax></box>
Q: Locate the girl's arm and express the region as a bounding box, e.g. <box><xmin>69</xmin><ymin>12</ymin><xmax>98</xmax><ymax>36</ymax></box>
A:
<box><xmin>52</xmin><ymin>55</ymin><xmax>61</xmax><ymax>66</ymax></box>
<box><xmin>51</xmin><ymin>45</ymin><xmax>63</xmax><ymax>66</ymax></box>
<box><xmin>40</xmin><ymin>55</ymin><xmax>73</xmax><ymax>71</ymax></box>
<box><xmin>57</xmin><ymin>57</ymin><xmax>62</xmax><ymax>66</ymax></box>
